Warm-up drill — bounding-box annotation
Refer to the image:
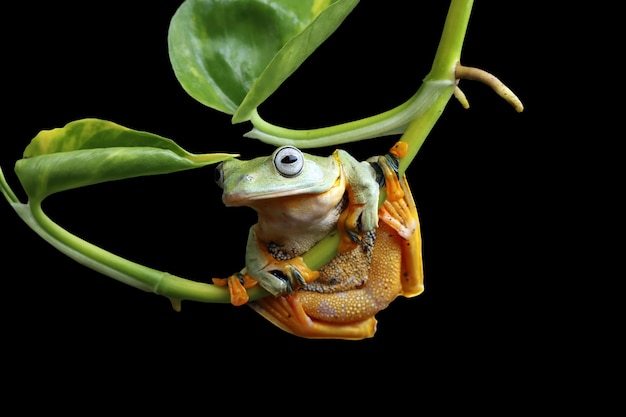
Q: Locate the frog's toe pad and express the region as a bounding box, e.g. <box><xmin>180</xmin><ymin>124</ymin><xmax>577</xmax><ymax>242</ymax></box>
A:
<box><xmin>212</xmin><ymin>273</ymin><xmax>257</xmax><ymax>306</ymax></box>
<box><xmin>264</xmin><ymin>257</ymin><xmax>320</xmax><ymax>295</ymax></box>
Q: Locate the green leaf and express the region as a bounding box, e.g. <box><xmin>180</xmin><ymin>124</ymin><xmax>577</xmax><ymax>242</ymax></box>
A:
<box><xmin>16</xmin><ymin>118</ymin><xmax>236</xmax><ymax>201</ymax></box>
<box><xmin>24</xmin><ymin>118</ymin><xmax>213</xmax><ymax>160</ymax></box>
<box><xmin>168</xmin><ymin>0</ymin><xmax>359</xmax><ymax>123</ymax></box>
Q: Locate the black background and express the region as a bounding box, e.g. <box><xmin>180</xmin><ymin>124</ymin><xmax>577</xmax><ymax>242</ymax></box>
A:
<box><xmin>1</xmin><ymin>1</ymin><xmax>563</xmax><ymax>409</ymax></box>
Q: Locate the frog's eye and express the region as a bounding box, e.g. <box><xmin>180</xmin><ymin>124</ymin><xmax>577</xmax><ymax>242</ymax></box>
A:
<box><xmin>274</xmin><ymin>146</ymin><xmax>304</xmax><ymax>177</ymax></box>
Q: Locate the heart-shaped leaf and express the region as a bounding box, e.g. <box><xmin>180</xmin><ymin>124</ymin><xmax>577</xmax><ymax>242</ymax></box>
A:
<box><xmin>16</xmin><ymin>118</ymin><xmax>236</xmax><ymax>201</ymax></box>
<box><xmin>168</xmin><ymin>0</ymin><xmax>359</xmax><ymax>123</ymax></box>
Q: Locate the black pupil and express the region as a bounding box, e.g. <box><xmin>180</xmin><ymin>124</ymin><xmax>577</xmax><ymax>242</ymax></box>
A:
<box><xmin>281</xmin><ymin>155</ymin><xmax>298</xmax><ymax>164</ymax></box>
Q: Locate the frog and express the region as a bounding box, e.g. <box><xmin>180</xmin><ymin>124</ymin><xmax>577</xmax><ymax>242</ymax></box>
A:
<box><xmin>213</xmin><ymin>141</ymin><xmax>424</xmax><ymax>339</ymax></box>
<box><xmin>213</xmin><ymin>144</ymin><xmax>381</xmax><ymax>298</ymax></box>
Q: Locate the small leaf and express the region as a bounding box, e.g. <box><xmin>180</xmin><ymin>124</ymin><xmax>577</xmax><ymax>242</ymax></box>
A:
<box><xmin>168</xmin><ymin>0</ymin><xmax>359</xmax><ymax>123</ymax></box>
<box><xmin>16</xmin><ymin>119</ymin><xmax>236</xmax><ymax>201</ymax></box>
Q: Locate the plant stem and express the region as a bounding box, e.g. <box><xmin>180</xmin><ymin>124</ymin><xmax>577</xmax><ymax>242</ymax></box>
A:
<box><xmin>246</xmin><ymin>83</ymin><xmax>445</xmax><ymax>149</ymax></box>
<box><xmin>0</xmin><ymin>166</ymin><xmax>19</xmax><ymax>204</ymax></box>
<box><xmin>247</xmin><ymin>0</ymin><xmax>474</xmax><ymax>154</ymax></box>
<box><xmin>427</xmin><ymin>0</ymin><xmax>473</xmax><ymax>84</ymax></box>
<box><xmin>13</xmin><ymin>198</ymin><xmax>268</xmax><ymax>306</ymax></box>
<box><xmin>398</xmin><ymin>0</ymin><xmax>473</xmax><ymax>176</ymax></box>
<box><xmin>299</xmin><ymin>0</ymin><xmax>475</xmax><ymax>273</ymax></box>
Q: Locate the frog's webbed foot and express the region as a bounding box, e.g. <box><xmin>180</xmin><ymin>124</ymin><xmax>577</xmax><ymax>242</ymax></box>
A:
<box><xmin>212</xmin><ymin>272</ymin><xmax>258</xmax><ymax>306</ymax></box>
<box><xmin>261</xmin><ymin>256</ymin><xmax>320</xmax><ymax>295</ymax></box>
<box><xmin>245</xmin><ymin>227</ymin><xmax>320</xmax><ymax>296</ymax></box>
<box><xmin>337</xmin><ymin>201</ymin><xmax>368</xmax><ymax>253</ymax></box>
<box><xmin>212</xmin><ymin>256</ymin><xmax>320</xmax><ymax>305</ymax></box>
<box><xmin>249</xmin><ymin>293</ymin><xmax>377</xmax><ymax>340</ymax></box>
<box><xmin>377</xmin><ymin>143</ymin><xmax>424</xmax><ymax>297</ymax></box>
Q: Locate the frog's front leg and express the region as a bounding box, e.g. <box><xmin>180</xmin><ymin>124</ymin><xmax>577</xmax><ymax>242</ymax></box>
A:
<box><xmin>334</xmin><ymin>149</ymin><xmax>380</xmax><ymax>252</ymax></box>
<box><xmin>245</xmin><ymin>226</ymin><xmax>320</xmax><ymax>296</ymax></box>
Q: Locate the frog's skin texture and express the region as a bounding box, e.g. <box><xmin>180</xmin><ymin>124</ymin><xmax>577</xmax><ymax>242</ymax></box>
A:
<box><xmin>250</xmin><ymin>153</ymin><xmax>423</xmax><ymax>339</ymax></box>
<box><xmin>214</xmin><ymin>142</ymin><xmax>423</xmax><ymax>339</ymax></box>
<box><xmin>214</xmin><ymin>146</ymin><xmax>380</xmax><ymax>298</ymax></box>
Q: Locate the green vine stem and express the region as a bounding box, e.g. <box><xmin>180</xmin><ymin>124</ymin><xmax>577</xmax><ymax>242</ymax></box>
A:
<box><xmin>398</xmin><ymin>0</ymin><xmax>472</xmax><ymax>175</ymax></box>
<box><xmin>7</xmin><ymin>196</ymin><xmax>269</xmax><ymax>309</ymax></box>
<box><xmin>245</xmin><ymin>79</ymin><xmax>449</xmax><ymax>149</ymax></box>
<box><xmin>0</xmin><ymin>167</ymin><xmax>19</xmax><ymax>204</ymax></box>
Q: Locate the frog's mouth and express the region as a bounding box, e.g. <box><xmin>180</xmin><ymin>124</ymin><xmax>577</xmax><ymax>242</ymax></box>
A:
<box><xmin>222</xmin><ymin>168</ymin><xmax>343</xmax><ymax>206</ymax></box>
<box><xmin>222</xmin><ymin>184</ymin><xmax>331</xmax><ymax>206</ymax></box>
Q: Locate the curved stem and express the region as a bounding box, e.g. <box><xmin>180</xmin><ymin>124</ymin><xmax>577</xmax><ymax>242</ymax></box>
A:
<box><xmin>12</xmin><ymin>198</ymin><xmax>268</xmax><ymax>306</ymax></box>
<box><xmin>247</xmin><ymin>0</ymin><xmax>474</xmax><ymax>172</ymax></box>
<box><xmin>246</xmin><ymin>79</ymin><xmax>453</xmax><ymax>149</ymax></box>
<box><xmin>0</xmin><ymin>166</ymin><xmax>19</xmax><ymax>204</ymax></box>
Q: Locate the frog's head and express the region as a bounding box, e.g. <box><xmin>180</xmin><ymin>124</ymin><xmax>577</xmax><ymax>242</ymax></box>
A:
<box><xmin>215</xmin><ymin>146</ymin><xmax>341</xmax><ymax>207</ymax></box>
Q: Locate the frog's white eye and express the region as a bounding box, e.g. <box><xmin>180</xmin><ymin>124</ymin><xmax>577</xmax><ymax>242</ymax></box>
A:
<box><xmin>274</xmin><ymin>146</ymin><xmax>304</xmax><ymax>177</ymax></box>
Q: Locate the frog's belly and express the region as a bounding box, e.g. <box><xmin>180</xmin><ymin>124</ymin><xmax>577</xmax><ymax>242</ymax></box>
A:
<box><xmin>298</xmin><ymin>222</ymin><xmax>403</xmax><ymax>323</ymax></box>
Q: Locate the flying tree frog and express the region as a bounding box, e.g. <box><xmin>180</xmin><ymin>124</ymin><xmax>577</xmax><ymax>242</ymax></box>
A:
<box><xmin>213</xmin><ymin>142</ymin><xmax>424</xmax><ymax>339</ymax></box>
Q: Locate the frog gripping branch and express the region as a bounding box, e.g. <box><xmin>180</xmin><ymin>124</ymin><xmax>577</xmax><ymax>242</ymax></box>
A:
<box><xmin>0</xmin><ymin>0</ymin><xmax>523</xmax><ymax>339</ymax></box>
<box><xmin>247</xmin><ymin>142</ymin><xmax>424</xmax><ymax>339</ymax></box>
<box><xmin>212</xmin><ymin>141</ymin><xmax>421</xmax><ymax>339</ymax></box>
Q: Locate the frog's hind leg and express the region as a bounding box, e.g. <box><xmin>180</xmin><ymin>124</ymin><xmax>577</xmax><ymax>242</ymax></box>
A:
<box><xmin>249</xmin><ymin>294</ymin><xmax>377</xmax><ymax>340</ymax></box>
<box><xmin>379</xmin><ymin>167</ymin><xmax>424</xmax><ymax>297</ymax></box>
